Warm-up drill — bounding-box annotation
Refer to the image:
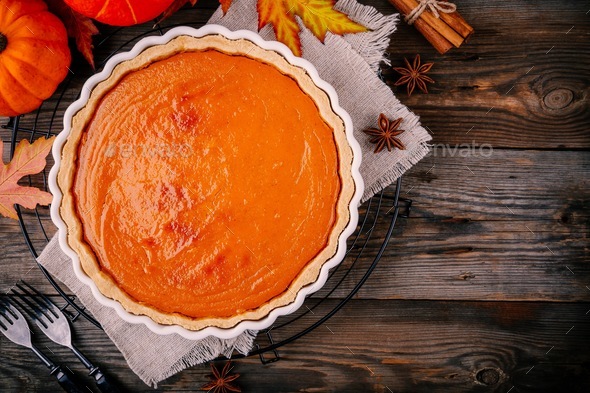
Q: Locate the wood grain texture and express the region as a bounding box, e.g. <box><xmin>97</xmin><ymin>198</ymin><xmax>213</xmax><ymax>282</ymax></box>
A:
<box><xmin>1</xmin><ymin>0</ymin><xmax>589</xmax><ymax>392</ymax></box>
<box><xmin>333</xmin><ymin>150</ymin><xmax>590</xmax><ymax>301</ymax></box>
<box><xmin>381</xmin><ymin>0</ymin><xmax>590</xmax><ymax>149</ymax></box>
<box><xmin>1</xmin><ymin>148</ymin><xmax>587</xmax><ymax>302</ymax></box>
<box><xmin>0</xmin><ymin>300</ymin><xmax>588</xmax><ymax>392</ymax></box>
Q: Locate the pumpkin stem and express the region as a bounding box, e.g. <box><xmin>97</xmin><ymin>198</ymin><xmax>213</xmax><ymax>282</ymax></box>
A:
<box><xmin>0</xmin><ymin>33</ymin><xmax>7</xmax><ymax>53</ymax></box>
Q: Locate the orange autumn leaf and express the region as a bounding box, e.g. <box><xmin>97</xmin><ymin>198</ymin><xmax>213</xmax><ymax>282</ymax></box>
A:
<box><xmin>0</xmin><ymin>137</ymin><xmax>55</xmax><ymax>220</ymax></box>
<box><xmin>258</xmin><ymin>0</ymin><xmax>302</xmax><ymax>56</ymax></box>
<box><xmin>285</xmin><ymin>0</ymin><xmax>367</xmax><ymax>42</ymax></box>
<box><xmin>46</xmin><ymin>0</ymin><xmax>99</xmax><ymax>69</ymax></box>
<box><xmin>219</xmin><ymin>0</ymin><xmax>233</xmax><ymax>14</ymax></box>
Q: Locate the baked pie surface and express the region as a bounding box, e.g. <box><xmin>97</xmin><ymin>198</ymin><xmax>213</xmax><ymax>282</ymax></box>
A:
<box><xmin>58</xmin><ymin>34</ymin><xmax>355</xmax><ymax>330</ymax></box>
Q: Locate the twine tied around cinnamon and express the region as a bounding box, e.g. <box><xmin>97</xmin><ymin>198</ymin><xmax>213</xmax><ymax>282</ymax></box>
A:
<box><xmin>405</xmin><ymin>0</ymin><xmax>457</xmax><ymax>25</ymax></box>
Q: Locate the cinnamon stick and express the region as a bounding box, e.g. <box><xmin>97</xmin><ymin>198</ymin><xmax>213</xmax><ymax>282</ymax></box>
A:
<box><xmin>440</xmin><ymin>11</ymin><xmax>474</xmax><ymax>39</ymax></box>
<box><xmin>388</xmin><ymin>0</ymin><xmax>454</xmax><ymax>54</ymax></box>
<box><xmin>404</xmin><ymin>0</ymin><xmax>464</xmax><ymax>47</ymax></box>
<box><xmin>413</xmin><ymin>18</ymin><xmax>454</xmax><ymax>54</ymax></box>
<box><xmin>388</xmin><ymin>0</ymin><xmax>474</xmax><ymax>53</ymax></box>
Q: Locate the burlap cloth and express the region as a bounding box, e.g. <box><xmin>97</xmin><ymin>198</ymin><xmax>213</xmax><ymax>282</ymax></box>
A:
<box><xmin>37</xmin><ymin>0</ymin><xmax>431</xmax><ymax>386</ymax></box>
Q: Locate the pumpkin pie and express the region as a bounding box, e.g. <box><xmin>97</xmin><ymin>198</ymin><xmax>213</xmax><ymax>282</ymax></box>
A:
<box><xmin>57</xmin><ymin>34</ymin><xmax>355</xmax><ymax>330</ymax></box>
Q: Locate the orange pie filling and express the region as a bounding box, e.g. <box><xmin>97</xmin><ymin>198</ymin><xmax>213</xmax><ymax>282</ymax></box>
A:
<box><xmin>73</xmin><ymin>50</ymin><xmax>341</xmax><ymax>318</ymax></box>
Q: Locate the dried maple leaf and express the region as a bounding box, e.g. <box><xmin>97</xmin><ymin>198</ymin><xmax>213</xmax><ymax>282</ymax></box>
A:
<box><xmin>285</xmin><ymin>0</ymin><xmax>367</xmax><ymax>42</ymax></box>
<box><xmin>259</xmin><ymin>0</ymin><xmax>367</xmax><ymax>57</ymax></box>
<box><xmin>46</xmin><ymin>0</ymin><xmax>99</xmax><ymax>69</ymax></box>
<box><xmin>393</xmin><ymin>54</ymin><xmax>434</xmax><ymax>96</ymax></box>
<box><xmin>258</xmin><ymin>0</ymin><xmax>301</xmax><ymax>56</ymax></box>
<box><xmin>219</xmin><ymin>0</ymin><xmax>233</xmax><ymax>14</ymax></box>
<box><xmin>200</xmin><ymin>361</ymin><xmax>241</xmax><ymax>393</ymax></box>
<box><xmin>0</xmin><ymin>137</ymin><xmax>55</xmax><ymax>220</ymax></box>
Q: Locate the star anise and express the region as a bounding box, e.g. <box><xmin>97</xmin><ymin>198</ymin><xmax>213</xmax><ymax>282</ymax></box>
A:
<box><xmin>200</xmin><ymin>361</ymin><xmax>241</xmax><ymax>393</ymax></box>
<box><xmin>393</xmin><ymin>54</ymin><xmax>434</xmax><ymax>96</ymax></box>
<box><xmin>363</xmin><ymin>113</ymin><xmax>406</xmax><ymax>153</ymax></box>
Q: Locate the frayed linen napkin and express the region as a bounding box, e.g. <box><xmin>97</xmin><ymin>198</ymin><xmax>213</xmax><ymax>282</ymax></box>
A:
<box><xmin>38</xmin><ymin>0</ymin><xmax>431</xmax><ymax>387</ymax></box>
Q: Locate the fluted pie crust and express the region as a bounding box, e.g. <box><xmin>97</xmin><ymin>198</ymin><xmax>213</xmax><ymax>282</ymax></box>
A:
<box><xmin>58</xmin><ymin>34</ymin><xmax>355</xmax><ymax>331</ymax></box>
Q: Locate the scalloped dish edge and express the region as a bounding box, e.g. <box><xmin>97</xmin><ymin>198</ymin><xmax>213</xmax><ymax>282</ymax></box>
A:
<box><xmin>49</xmin><ymin>25</ymin><xmax>364</xmax><ymax>340</ymax></box>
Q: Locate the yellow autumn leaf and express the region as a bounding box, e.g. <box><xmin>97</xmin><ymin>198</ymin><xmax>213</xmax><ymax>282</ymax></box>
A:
<box><xmin>284</xmin><ymin>0</ymin><xmax>367</xmax><ymax>43</ymax></box>
<box><xmin>258</xmin><ymin>0</ymin><xmax>302</xmax><ymax>56</ymax></box>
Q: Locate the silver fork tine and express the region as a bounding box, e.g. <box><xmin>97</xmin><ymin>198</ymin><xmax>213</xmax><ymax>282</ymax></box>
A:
<box><xmin>0</xmin><ymin>298</ymin><xmax>16</xmax><ymax>330</ymax></box>
<box><xmin>12</xmin><ymin>282</ymin><xmax>58</xmax><ymax>328</ymax></box>
<box><xmin>20</xmin><ymin>281</ymin><xmax>61</xmax><ymax>318</ymax></box>
<box><xmin>0</xmin><ymin>297</ymin><xmax>16</xmax><ymax>318</ymax></box>
<box><xmin>0</xmin><ymin>297</ymin><xmax>34</xmax><ymax>349</ymax></box>
<box><xmin>0</xmin><ymin>297</ymin><xmax>88</xmax><ymax>393</ymax></box>
<box><xmin>14</xmin><ymin>282</ymin><xmax>122</xmax><ymax>393</ymax></box>
<box><xmin>0</xmin><ymin>309</ymin><xmax>6</xmax><ymax>330</ymax></box>
<box><xmin>11</xmin><ymin>290</ymin><xmax>52</xmax><ymax>329</ymax></box>
<box><xmin>0</xmin><ymin>298</ymin><xmax>26</xmax><ymax>330</ymax></box>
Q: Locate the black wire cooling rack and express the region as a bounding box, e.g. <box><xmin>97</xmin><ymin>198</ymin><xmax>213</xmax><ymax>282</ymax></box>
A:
<box><xmin>1</xmin><ymin>20</ymin><xmax>412</xmax><ymax>363</ymax></box>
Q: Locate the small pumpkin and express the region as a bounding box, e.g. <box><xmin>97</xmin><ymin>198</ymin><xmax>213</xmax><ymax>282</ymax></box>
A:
<box><xmin>63</xmin><ymin>0</ymin><xmax>175</xmax><ymax>26</ymax></box>
<box><xmin>0</xmin><ymin>0</ymin><xmax>71</xmax><ymax>117</ymax></box>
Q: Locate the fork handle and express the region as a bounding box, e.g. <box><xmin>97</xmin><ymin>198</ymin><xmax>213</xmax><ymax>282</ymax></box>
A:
<box><xmin>69</xmin><ymin>344</ymin><xmax>122</xmax><ymax>393</ymax></box>
<box><xmin>29</xmin><ymin>345</ymin><xmax>87</xmax><ymax>393</ymax></box>
<box><xmin>91</xmin><ymin>368</ymin><xmax>122</xmax><ymax>393</ymax></box>
<box><xmin>51</xmin><ymin>366</ymin><xmax>89</xmax><ymax>393</ymax></box>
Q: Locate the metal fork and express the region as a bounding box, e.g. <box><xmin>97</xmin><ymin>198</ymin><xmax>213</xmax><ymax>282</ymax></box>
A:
<box><xmin>12</xmin><ymin>281</ymin><xmax>121</xmax><ymax>393</ymax></box>
<box><xmin>0</xmin><ymin>297</ymin><xmax>87</xmax><ymax>393</ymax></box>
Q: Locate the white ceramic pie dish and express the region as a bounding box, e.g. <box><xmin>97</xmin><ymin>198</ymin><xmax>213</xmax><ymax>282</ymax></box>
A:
<box><xmin>49</xmin><ymin>25</ymin><xmax>363</xmax><ymax>340</ymax></box>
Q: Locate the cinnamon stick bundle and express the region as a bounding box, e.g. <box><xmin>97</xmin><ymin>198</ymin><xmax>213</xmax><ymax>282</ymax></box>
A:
<box><xmin>389</xmin><ymin>0</ymin><xmax>474</xmax><ymax>54</ymax></box>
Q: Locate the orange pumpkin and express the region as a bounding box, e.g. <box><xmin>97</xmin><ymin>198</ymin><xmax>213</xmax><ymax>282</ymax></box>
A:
<box><xmin>0</xmin><ymin>0</ymin><xmax>71</xmax><ymax>117</ymax></box>
<box><xmin>63</xmin><ymin>0</ymin><xmax>175</xmax><ymax>26</ymax></box>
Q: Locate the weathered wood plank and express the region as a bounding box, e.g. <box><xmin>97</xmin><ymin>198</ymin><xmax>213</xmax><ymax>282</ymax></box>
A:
<box><xmin>0</xmin><ymin>149</ymin><xmax>590</xmax><ymax>301</ymax></box>
<box><xmin>1</xmin><ymin>1</ymin><xmax>589</xmax><ymax>392</ymax></box>
<box><xmin>379</xmin><ymin>0</ymin><xmax>590</xmax><ymax>149</ymax></box>
<box><xmin>333</xmin><ymin>149</ymin><xmax>590</xmax><ymax>301</ymax></box>
<box><xmin>0</xmin><ymin>299</ymin><xmax>588</xmax><ymax>392</ymax></box>
<box><xmin>1</xmin><ymin>149</ymin><xmax>587</xmax><ymax>302</ymax></box>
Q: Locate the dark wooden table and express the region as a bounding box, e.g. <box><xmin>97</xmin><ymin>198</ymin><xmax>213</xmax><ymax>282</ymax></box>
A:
<box><xmin>1</xmin><ymin>0</ymin><xmax>589</xmax><ymax>391</ymax></box>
